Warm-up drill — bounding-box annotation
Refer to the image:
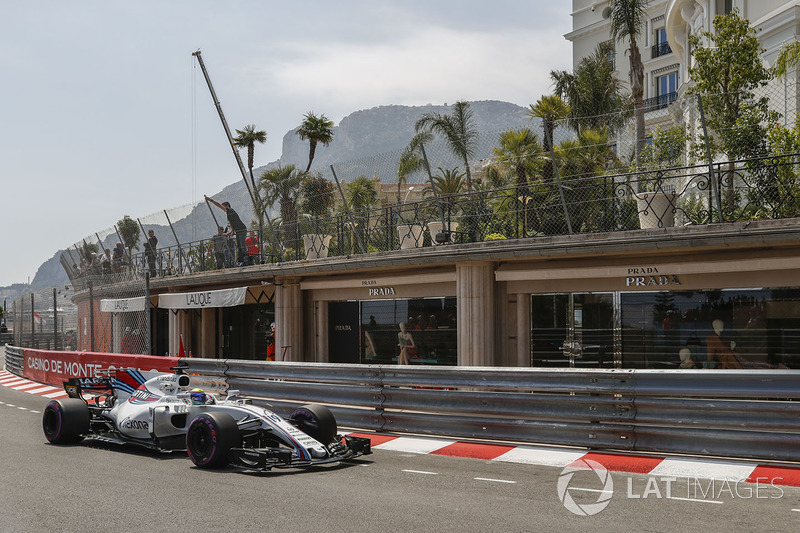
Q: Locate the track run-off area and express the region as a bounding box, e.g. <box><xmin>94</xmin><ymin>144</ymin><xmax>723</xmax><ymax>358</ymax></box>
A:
<box><xmin>2</xmin><ymin>369</ymin><xmax>800</xmax><ymax>532</ymax></box>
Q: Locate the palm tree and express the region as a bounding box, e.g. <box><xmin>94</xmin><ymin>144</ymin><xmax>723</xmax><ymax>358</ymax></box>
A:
<box><xmin>345</xmin><ymin>175</ymin><xmax>378</xmax><ymax>251</ymax></box>
<box><xmin>775</xmin><ymin>39</ymin><xmax>800</xmax><ymax>79</ymax></box>
<box><xmin>233</xmin><ymin>124</ymin><xmax>267</xmax><ymax>194</ymax></box>
<box><xmin>258</xmin><ymin>165</ymin><xmax>303</xmax><ymax>230</ymax></box>
<box><xmin>528</xmin><ymin>95</ymin><xmax>570</xmax><ymax>182</ymax></box>
<box><xmin>296</xmin><ymin>112</ymin><xmax>334</xmax><ymax>173</ymax></box>
<box><xmin>493</xmin><ymin>129</ymin><xmax>544</xmax><ymax>235</ymax></box>
<box><xmin>493</xmin><ymin>129</ymin><xmax>542</xmax><ymax>188</ymax></box>
<box><xmin>346</xmin><ymin>175</ymin><xmax>378</xmax><ymax>214</ymax></box>
<box><xmin>551</xmin><ymin>42</ymin><xmax>629</xmax><ymax>135</ymax></box>
<box><xmin>555</xmin><ymin>128</ymin><xmax>618</xmax><ymax>232</ymax></box>
<box><xmin>415</xmin><ymin>101</ymin><xmax>479</xmax><ymax>191</ymax></box>
<box><xmin>426</xmin><ymin>167</ymin><xmax>467</xmax><ymax>221</ymax></box>
<box><xmin>608</xmin><ymin>0</ymin><xmax>649</xmax><ymax>159</ymax></box>
<box><xmin>396</xmin><ymin>131</ymin><xmax>433</xmax><ymax>204</ymax></box>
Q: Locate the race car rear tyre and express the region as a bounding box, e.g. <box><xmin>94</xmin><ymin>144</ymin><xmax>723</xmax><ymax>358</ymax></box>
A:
<box><xmin>290</xmin><ymin>404</ymin><xmax>337</xmax><ymax>445</ymax></box>
<box><xmin>42</xmin><ymin>399</ymin><xmax>90</xmax><ymax>444</ymax></box>
<box><xmin>186</xmin><ymin>412</ymin><xmax>241</xmax><ymax>468</ymax></box>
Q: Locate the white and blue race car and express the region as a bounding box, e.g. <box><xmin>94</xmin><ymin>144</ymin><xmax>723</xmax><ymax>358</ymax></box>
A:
<box><xmin>42</xmin><ymin>366</ymin><xmax>370</xmax><ymax>470</ymax></box>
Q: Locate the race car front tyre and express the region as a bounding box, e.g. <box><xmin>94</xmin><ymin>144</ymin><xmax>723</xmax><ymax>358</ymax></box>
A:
<box><xmin>186</xmin><ymin>412</ymin><xmax>241</xmax><ymax>468</ymax></box>
<box><xmin>290</xmin><ymin>404</ymin><xmax>337</xmax><ymax>445</ymax></box>
<box><xmin>42</xmin><ymin>399</ymin><xmax>90</xmax><ymax>444</ymax></box>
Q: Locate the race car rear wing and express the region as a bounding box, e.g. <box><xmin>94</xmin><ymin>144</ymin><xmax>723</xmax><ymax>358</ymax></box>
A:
<box><xmin>64</xmin><ymin>375</ymin><xmax>114</xmax><ymax>400</ymax></box>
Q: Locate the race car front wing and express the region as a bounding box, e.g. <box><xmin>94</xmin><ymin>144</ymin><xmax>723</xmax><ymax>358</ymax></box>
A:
<box><xmin>229</xmin><ymin>434</ymin><xmax>372</xmax><ymax>471</ymax></box>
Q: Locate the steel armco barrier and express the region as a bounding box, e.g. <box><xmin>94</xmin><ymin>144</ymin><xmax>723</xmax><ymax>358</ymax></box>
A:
<box><xmin>180</xmin><ymin>358</ymin><xmax>800</xmax><ymax>462</ymax></box>
<box><xmin>3</xmin><ymin>345</ymin><xmax>24</xmax><ymax>376</ymax></box>
<box><xmin>5</xmin><ymin>348</ymin><xmax>800</xmax><ymax>462</ymax></box>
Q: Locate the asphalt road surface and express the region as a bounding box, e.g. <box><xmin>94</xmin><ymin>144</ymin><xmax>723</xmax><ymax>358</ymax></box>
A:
<box><xmin>2</xmin><ymin>384</ymin><xmax>800</xmax><ymax>532</ymax></box>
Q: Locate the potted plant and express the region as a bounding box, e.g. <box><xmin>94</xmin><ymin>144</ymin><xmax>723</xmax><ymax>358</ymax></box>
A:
<box><xmin>300</xmin><ymin>174</ymin><xmax>336</xmax><ymax>259</ymax></box>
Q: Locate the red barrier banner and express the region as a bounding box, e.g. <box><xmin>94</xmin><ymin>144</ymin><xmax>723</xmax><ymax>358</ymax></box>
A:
<box><xmin>23</xmin><ymin>349</ymin><xmax>179</xmax><ymax>387</ymax></box>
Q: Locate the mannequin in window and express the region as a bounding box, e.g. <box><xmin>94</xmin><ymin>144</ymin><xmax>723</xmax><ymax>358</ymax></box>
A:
<box><xmin>705</xmin><ymin>319</ymin><xmax>742</xmax><ymax>369</ymax></box>
<box><xmin>678</xmin><ymin>347</ymin><xmax>695</xmax><ymax>368</ymax></box>
<box><xmin>397</xmin><ymin>322</ymin><xmax>416</xmax><ymax>365</ymax></box>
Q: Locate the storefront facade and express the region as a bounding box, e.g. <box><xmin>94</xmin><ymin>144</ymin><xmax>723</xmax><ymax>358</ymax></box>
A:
<box><xmin>499</xmin><ymin>245</ymin><xmax>800</xmax><ymax>370</ymax></box>
<box><xmin>74</xmin><ymin>219</ymin><xmax>800</xmax><ymax>370</ymax></box>
<box><xmin>300</xmin><ymin>270</ymin><xmax>458</xmax><ymax>365</ymax></box>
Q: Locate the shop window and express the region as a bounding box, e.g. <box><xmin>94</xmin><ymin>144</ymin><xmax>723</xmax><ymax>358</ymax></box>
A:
<box><xmin>531</xmin><ymin>293</ymin><xmax>615</xmax><ymax>368</ymax></box>
<box><xmin>620</xmin><ymin>288</ymin><xmax>800</xmax><ymax>369</ymax></box>
<box><xmin>358</xmin><ymin>297</ymin><xmax>457</xmax><ymax>365</ymax></box>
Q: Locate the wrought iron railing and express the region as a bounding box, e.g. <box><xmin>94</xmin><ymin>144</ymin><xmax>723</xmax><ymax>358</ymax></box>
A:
<box><xmin>651</xmin><ymin>41</ymin><xmax>672</xmax><ymax>59</ymax></box>
<box><xmin>644</xmin><ymin>91</ymin><xmax>677</xmax><ymax>111</ymax></box>
<box><xmin>69</xmin><ymin>152</ymin><xmax>800</xmax><ymax>288</ymax></box>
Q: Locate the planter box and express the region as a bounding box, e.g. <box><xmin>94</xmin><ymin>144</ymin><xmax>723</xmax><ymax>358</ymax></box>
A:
<box><xmin>427</xmin><ymin>221</ymin><xmax>459</xmax><ymax>245</ymax></box>
<box><xmin>302</xmin><ymin>234</ymin><xmax>332</xmax><ymax>259</ymax></box>
<box><xmin>397</xmin><ymin>224</ymin><xmax>424</xmax><ymax>249</ymax></box>
<box><xmin>637</xmin><ymin>192</ymin><xmax>678</xmax><ymax>229</ymax></box>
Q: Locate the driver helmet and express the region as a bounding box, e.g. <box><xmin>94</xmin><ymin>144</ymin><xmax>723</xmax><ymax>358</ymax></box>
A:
<box><xmin>190</xmin><ymin>388</ymin><xmax>207</xmax><ymax>405</ymax></box>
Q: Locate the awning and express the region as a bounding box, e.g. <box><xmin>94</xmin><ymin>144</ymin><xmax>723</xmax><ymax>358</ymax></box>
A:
<box><xmin>100</xmin><ymin>296</ymin><xmax>148</xmax><ymax>313</ymax></box>
<box><xmin>158</xmin><ymin>287</ymin><xmax>247</xmax><ymax>310</ymax></box>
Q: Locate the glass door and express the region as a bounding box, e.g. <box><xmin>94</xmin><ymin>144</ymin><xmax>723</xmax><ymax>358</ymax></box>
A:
<box><xmin>531</xmin><ymin>293</ymin><xmax>616</xmax><ymax>368</ymax></box>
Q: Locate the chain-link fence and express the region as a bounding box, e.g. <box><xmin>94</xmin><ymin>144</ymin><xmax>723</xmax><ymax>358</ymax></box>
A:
<box><xmin>9</xmin><ymin>286</ymin><xmax>78</xmax><ymax>350</ymax></box>
<box><xmin>60</xmin><ymin>79</ymin><xmax>800</xmax><ymax>285</ymax></box>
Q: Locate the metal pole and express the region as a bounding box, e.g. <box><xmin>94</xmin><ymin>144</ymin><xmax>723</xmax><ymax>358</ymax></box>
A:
<box><xmin>53</xmin><ymin>288</ymin><xmax>58</xmax><ymax>350</ymax></box>
<box><xmin>419</xmin><ymin>144</ymin><xmax>449</xmax><ymax>234</ymax></box>
<box><xmin>88</xmin><ymin>281</ymin><xmax>95</xmax><ymax>352</ymax></box>
<box><xmin>205</xmin><ymin>198</ymin><xmax>221</xmax><ymax>228</ymax></box>
<box><xmin>163</xmin><ymin>210</ymin><xmax>183</xmax><ymax>273</ymax></box>
<box><xmin>548</xmin><ymin>138</ymin><xmax>573</xmax><ymax>234</ymax></box>
<box><xmin>191</xmin><ymin>50</ymin><xmax>255</xmax><ymax>203</ymax></box>
<box><xmin>697</xmin><ymin>94</ymin><xmax>723</xmax><ymax>223</ymax></box>
<box><xmin>329</xmin><ymin>165</ymin><xmax>367</xmax><ymax>254</ymax></box>
<box><xmin>145</xmin><ymin>272</ymin><xmax>151</xmax><ymax>355</ymax></box>
<box><xmin>30</xmin><ymin>293</ymin><xmax>35</xmax><ymax>349</ymax></box>
<box><xmin>192</xmin><ymin>51</ymin><xmax>284</xmax><ymax>258</ymax></box>
<box><xmin>95</xmin><ymin>233</ymin><xmax>110</xmax><ymax>257</ymax></box>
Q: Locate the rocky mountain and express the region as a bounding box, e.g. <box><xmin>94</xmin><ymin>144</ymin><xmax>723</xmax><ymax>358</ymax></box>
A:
<box><xmin>20</xmin><ymin>100</ymin><xmax>533</xmax><ymax>295</ymax></box>
<box><xmin>278</xmin><ymin>100</ymin><xmax>534</xmax><ymax>171</ymax></box>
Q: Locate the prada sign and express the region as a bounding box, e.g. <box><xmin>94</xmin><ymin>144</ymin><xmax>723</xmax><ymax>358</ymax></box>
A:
<box><xmin>625</xmin><ymin>267</ymin><xmax>680</xmax><ymax>287</ymax></box>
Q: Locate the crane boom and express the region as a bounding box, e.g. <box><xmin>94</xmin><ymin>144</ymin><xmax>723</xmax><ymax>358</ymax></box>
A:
<box><xmin>191</xmin><ymin>49</ymin><xmax>284</xmax><ymax>260</ymax></box>
<box><xmin>191</xmin><ymin>49</ymin><xmax>255</xmax><ymax>204</ymax></box>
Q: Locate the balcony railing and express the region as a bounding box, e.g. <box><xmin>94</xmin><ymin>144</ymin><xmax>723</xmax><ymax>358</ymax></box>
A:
<box><xmin>66</xmin><ymin>152</ymin><xmax>800</xmax><ymax>290</ymax></box>
<box><xmin>651</xmin><ymin>41</ymin><xmax>672</xmax><ymax>59</ymax></box>
<box><xmin>644</xmin><ymin>91</ymin><xmax>677</xmax><ymax>111</ymax></box>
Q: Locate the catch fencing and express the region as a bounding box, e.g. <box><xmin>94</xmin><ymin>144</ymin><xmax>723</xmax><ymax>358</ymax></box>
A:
<box><xmin>8</xmin><ymin>286</ymin><xmax>78</xmax><ymax>351</ymax></box>
<box><xmin>60</xmin><ymin>80</ymin><xmax>800</xmax><ymax>287</ymax></box>
<box><xmin>182</xmin><ymin>357</ymin><xmax>800</xmax><ymax>462</ymax></box>
<box><xmin>8</xmin><ymin>281</ymin><xmax>148</xmax><ymax>356</ymax></box>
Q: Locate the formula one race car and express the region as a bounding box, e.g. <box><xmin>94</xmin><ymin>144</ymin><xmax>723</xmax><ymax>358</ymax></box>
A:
<box><xmin>41</xmin><ymin>367</ymin><xmax>370</xmax><ymax>470</ymax></box>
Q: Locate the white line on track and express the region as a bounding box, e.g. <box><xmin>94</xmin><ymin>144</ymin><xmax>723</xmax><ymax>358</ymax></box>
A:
<box><xmin>474</xmin><ymin>477</ymin><xmax>517</xmax><ymax>484</ymax></box>
<box><xmin>791</xmin><ymin>509</ymin><xmax>800</xmax><ymax>512</ymax></box>
<box><xmin>402</xmin><ymin>469</ymin><xmax>439</xmax><ymax>475</ymax></box>
<box><xmin>566</xmin><ymin>487</ymin><xmax>614</xmax><ymax>494</ymax></box>
<box><xmin>668</xmin><ymin>496</ymin><xmax>724</xmax><ymax>504</ymax></box>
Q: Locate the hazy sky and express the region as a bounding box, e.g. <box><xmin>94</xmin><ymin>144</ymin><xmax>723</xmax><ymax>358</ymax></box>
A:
<box><xmin>0</xmin><ymin>1</ymin><xmax>571</xmax><ymax>287</ymax></box>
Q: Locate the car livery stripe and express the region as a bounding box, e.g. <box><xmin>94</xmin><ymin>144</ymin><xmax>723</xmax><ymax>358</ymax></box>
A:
<box><xmin>112</xmin><ymin>379</ymin><xmax>136</xmax><ymax>394</ymax></box>
<box><xmin>270</xmin><ymin>422</ymin><xmax>311</xmax><ymax>461</ymax></box>
<box><xmin>126</xmin><ymin>369</ymin><xmax>148</xmax><ymax>385</ymax></box>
